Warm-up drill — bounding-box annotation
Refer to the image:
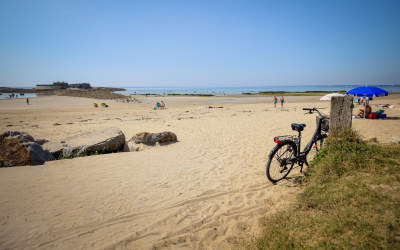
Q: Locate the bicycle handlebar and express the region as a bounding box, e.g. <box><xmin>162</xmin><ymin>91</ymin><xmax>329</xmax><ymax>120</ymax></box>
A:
<box><xmin>303</xmin><ymin>107</ymin><xmax>324</xmax><ymax>117</ymax></box>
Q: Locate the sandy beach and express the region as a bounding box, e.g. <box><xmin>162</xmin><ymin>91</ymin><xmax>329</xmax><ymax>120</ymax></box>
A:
<box><xmin>1</xmin><ymin>94</ymin><xmax>399</xmax><ymax>249</ymax></box>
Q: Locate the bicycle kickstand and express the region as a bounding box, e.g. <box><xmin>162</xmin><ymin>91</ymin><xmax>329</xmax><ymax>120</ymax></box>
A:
<box><xmin>299</xmin><ymin>161</ymin><xmax>305</xmax><ymax>173</ymax></box>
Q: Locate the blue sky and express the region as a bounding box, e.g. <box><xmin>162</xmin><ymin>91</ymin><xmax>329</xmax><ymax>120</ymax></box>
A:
<box><xmin>0</xmin><ymin>0</ymin><xmax>399</xmax><ymax>87</ymax></box>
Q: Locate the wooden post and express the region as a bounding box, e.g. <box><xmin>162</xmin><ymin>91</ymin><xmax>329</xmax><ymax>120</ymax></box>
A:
<box><xmin>330</xmin><ymin>96</ymin><xmax>353</xmax><ymax>131</ymax></box>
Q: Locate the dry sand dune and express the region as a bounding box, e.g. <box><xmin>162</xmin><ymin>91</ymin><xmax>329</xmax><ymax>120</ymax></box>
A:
<box><xmin>1</xmin><ymin>94</ymin><xmax>399</xmax><ymax>249</ymax></box>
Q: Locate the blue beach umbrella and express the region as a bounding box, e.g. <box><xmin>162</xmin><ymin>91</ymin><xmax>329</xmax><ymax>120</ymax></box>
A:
<box><xmin>346</xmin><ymin>86</ymin><xmax>388</xmax><ymax>97</ymax></box>
<box><xmin>346</xmin><ymin>86</ymin><xmax>389</xmax><ymax>118</ymax></box>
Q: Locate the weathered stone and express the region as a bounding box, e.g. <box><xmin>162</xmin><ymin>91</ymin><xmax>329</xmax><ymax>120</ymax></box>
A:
<box><xmin>123</xmin><ymin>141</ymin><xmax>140</xmax><ymax>152</ymax></box>
<box><xmin>35</xmin><ymin>139</ymin><xmax>49</xmax><ymax>145</ymax></box>
<box><xmin>46</xmin><ymin>127</ymin><xmax>126</xmax><ymax>158</ymax></box>
<box><xmin>2</xmin><ymin>131</ymin><xmax>35</xmax><ymax>144</ymax></box>
<box><xmin>132</xmin><ymin>132</ymin><xmax>177</xmax><ymax>145</ymax></box>
<box><xmin>42</xmin><ymin>141</ymin><xmax>65</xmax><ymax>159</ymax></box>
<box><xmin>0</xmin><ymin>131</ymin><xmax>55</xmax><ymax>167</ymax></box>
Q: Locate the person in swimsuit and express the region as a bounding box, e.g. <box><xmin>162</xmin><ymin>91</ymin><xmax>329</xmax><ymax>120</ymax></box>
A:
<box><xmin>273</xmin><ymin>96</ymin><xmax>277</xmax><ymax>108</ymax></box>
<box><xmin>280</xmin><ymin>96</ymin><xmax>284</xmax><ymax>108</ymax></box>
<box><xmin>356</xmin><ymin>104</ymin><xmax>372</xmax><ymax>117</ymax></box>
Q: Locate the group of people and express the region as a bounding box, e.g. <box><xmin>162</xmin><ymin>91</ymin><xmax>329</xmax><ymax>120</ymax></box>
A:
<box><xmin>270</xmin><ymin>94</ymin><xmax>379</xmax><ymax>118</ymax></box>
<box><xmin>7</xmin><ymin>93</ymin><xmax>19</xmax><ymax>99</ymax></box>
<box><xmin>273</xmin><ymin>96</ymin><xmax>285</xmax><ymax>108</ymax></box>
<box><xmin>154</xmin><ymin>101</ymin><xmax>165</xmax><ymax>109</ymax></box>
<box><xmin>356</xmin><ymin>96</ymin><xmax>370</xmax><ymax>105</ymax></box>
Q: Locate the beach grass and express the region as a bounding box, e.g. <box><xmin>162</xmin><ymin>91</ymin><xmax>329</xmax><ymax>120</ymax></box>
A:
<box><xmin>252</xmin><ymin>129</ymin><xmax>400</xmax><ymax>249</ymax></box>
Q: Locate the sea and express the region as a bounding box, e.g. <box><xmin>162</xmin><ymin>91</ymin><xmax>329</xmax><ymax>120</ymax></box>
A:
<box><xmin>114</xmin><ymin>84</ymin><xmax>400</xmax><ymax>95</ymax></box>
<box><xmin>0</xmin><ymin>93</ymin><xmax>37</xmax><ymax>100</ymax></box>
<box><xmin>1</xmin><ymin>84</ymin><xmax>399</xmax><ymax>99</ymax></box>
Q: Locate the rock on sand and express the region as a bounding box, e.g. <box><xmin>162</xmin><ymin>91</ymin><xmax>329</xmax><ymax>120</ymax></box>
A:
<box><xmin>44</xmin><ymin>127</ymin><xmax>126</xmax><ymax>158</ymax></box>
<box><xmin>0</xmin><ymin>131</ymin><xmax>55</xmax><ymax>167</ymax></box>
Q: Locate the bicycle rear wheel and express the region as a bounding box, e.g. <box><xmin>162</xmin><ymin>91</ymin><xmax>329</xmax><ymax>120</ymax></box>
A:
<box><xmin>266</xmin><ymin>141</ymin><xmax>297</xmax><ymax>183</ymax></box>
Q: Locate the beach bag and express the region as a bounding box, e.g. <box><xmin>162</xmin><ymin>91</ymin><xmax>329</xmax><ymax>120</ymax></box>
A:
<box><xmin>368</xmin><ymin>113</ymin><xmax>378</xmax><ymax>119</ymax></box>
<box><xmin>379</xmin><ymin>114</ymin><xmax>387</xmax><ymax>119</ymax></box>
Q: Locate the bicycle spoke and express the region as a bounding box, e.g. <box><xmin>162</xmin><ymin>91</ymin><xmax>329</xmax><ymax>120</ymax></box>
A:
<box><xmin>267</xmin><ymin>143</ymin><xmax>296</xmax><ymax>182</ymax></box>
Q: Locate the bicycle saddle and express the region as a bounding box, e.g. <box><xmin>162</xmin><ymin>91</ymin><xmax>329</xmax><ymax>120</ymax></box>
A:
<box><xmin>291</xmin><ymin>123</ymin><xmax>306</xmax><ymax>132</ymax></box>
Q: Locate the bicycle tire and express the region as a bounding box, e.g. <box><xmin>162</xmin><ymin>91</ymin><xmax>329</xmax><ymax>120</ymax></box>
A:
<box><xmin>266</xmin><ymin>141</ymin><xmax>297</xmax><ymax>183</ymax></box>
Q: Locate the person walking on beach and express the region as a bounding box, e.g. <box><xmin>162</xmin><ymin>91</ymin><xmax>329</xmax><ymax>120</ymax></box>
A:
<box><xmin>26</xmin><ymin>98</ymin><xmax>29</xmax><ymax>105</ymax></box>
<box><xmin>273</xmin><ymin>96</ymin><xmax>277</xmax><ymax>108</ymax></box>
<box><xmin>280</xmin><ymin>96</ymin><xmax>284</xmax><ymax>108</ymax></box>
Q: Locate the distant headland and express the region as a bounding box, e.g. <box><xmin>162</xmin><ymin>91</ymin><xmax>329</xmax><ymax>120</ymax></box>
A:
<box><xmin>0</xmin><ymin>81</ymin><xmax>125</xmax><ymax>93</ymax></box>
<box><xmin>0</xmin><ymin>82</ymin><xmax>134</xmax><ymax>101</ymax></box>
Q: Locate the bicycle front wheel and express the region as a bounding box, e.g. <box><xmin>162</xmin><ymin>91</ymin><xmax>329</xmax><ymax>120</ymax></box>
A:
<box><xmin>266</xmin><ymin>141</ymin><xmax>297</xmax><ymax>183</ymax></box>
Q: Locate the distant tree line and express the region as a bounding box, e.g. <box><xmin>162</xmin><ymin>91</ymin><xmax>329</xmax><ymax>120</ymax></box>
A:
<box><xmin>52</xmin><ymin>81</ymin><xmax>68</xmax><ymax>88</ymax></box>
<box><xmin>51</xmin><ymin>82</ymin><xmax>91</xmax><ymax>89</ymax></box>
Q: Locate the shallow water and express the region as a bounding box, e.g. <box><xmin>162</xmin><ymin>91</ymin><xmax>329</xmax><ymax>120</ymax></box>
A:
<box><xmin>0</xmin><ymin>93</ymin><xmax>37</xmax><ymax>100</ymax></box>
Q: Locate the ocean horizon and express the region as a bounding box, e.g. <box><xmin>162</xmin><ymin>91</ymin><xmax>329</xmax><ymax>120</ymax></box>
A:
<box><xmin>1</xmin><ymin>84</ymin><xmax>399</xmax><ymax>99</ymax></box>
<box><xmin>114</xmin><ymin>84</ymin><xmax>400</xmax><ymax>95</ymax></box>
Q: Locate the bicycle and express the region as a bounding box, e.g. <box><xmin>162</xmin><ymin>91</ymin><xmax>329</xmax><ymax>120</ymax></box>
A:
<box><xmin>266</xmin><ymin>108</ymin><xmax>329</xmax><ymax>183</ymax></box>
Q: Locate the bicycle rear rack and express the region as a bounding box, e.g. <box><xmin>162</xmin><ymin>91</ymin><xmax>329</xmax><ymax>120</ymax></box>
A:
<box><xmin>274</xmin><ymin>135</ymin><xmax>299</xmax><ymax>144</ymax></box>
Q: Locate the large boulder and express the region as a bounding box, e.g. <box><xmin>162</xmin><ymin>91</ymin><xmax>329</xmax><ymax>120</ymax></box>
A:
<box><xmin>42</xmin><ymin>141</ymin><xmax>65</xmax><ymax>159</ymax></box>
<box><xmin>0</xmin><ymin>131</ymin><xmax>55</xmax><ymax>167</ymax></box>
<box><xmin>44</xmin><ymin>127</ymin><xmax>125</xmax><ymax>158</ymax></box>
<box><xmin>131</xmin><ymin>132</ymin><xmax>177</xmax><ymax>146</ymax></box>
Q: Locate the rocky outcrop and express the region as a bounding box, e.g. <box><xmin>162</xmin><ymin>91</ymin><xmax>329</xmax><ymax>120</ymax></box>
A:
<box><xmin>0</xmin><ymin>131</ymin><xmax>55</xmax><ymax>167</ymax></box>
<box><xmin>43</xmin><ymin>127</ymin><xmax>126</xmax><ymax>158</ymax></box>
<box><xmin>131</xmin><ymin>132</ymin><xmax>177</xmax><ymax>146</ymax></box>
<box><xmin>0</xmin><ymin>87</ymin><xmax>36</xmax><ymax>93</ymax></box>
<box><xmin>57</xmin><ymin>90</ymin><xmax>139</xmax><ymax>102</ymax></box>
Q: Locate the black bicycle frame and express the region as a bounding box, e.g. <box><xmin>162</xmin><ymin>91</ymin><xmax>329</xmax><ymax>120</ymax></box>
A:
<box><xmin>293</xmin><ymin>116</ymin><xmax>327</xmax><ymax>160</ymax></box>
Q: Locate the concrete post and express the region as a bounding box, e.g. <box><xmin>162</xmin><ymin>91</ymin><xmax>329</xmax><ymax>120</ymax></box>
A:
<box><xmin>330</xmin><ymin>96</ymin><xmax>353</xmax><ymax>131</ymax></box>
